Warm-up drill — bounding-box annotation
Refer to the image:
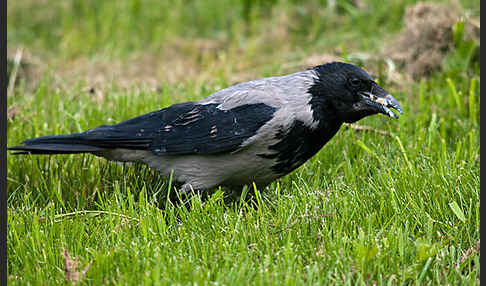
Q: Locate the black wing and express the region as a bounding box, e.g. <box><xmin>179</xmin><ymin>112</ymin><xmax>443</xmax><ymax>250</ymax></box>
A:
<box><xmin>149</xmin><ymin>102</ymin><xmax>277</xmax><ymax>155</ymax></box>
<box><xmin>9</xmin><ymin>102</ymin><xmax>277</xmax><ymax>156</ymax></box>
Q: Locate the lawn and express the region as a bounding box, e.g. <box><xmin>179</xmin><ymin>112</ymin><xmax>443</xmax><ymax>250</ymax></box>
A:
<box><xmin>7</xmin><ymin>0</ymin><xmax>480</xmax><ymax>285</ymax></box>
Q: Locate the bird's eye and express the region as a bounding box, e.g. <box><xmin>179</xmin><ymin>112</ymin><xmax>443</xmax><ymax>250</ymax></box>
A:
<box><xmin>349</xmin><ymin>78</ymin><xmax>361</xmax><ymax>87</ymax></box>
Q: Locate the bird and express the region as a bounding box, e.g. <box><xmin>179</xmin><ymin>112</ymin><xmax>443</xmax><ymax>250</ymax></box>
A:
<box><xmin>9</xmin><ymin>62</ymin><xmax>402</xmax><ymax>194</ymax></box>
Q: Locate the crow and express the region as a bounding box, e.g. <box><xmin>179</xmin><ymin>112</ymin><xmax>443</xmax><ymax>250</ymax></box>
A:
<box><xmin>9</xmin><ymin>62</ymin><xmax>402</xmax><ymax>193</ymax></box>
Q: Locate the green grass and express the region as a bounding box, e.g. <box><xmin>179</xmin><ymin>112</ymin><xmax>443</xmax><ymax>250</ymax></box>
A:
<box><xmin>7</xmin><ymin>0</ymin><xmax>480</xmax><ymax>285</ymax></box>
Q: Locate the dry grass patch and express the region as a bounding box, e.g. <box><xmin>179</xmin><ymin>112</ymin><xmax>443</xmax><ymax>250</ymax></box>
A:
<box><xmin>386</xmin><ymin>1</ymin><xmax>479</xmax><ymax>79</ymax></box>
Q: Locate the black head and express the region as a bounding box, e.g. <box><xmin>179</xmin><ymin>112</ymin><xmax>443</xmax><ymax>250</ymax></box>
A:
<box><xmin>309</xmin><ymin>62</ymin><xmax>402</xmax><ymax>123</ymax></box>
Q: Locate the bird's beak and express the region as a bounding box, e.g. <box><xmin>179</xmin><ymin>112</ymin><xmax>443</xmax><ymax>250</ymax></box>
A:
<box><xmin>359</xmin><ymin>85</ymin><xmax>402</xmax><ymax>119</ymax></box>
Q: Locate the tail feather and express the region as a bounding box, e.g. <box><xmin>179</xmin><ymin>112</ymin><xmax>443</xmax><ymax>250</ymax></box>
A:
<box><xmin>8</xmin><ymin>134</ymin><xmax>107</xmax><ymax>155</ymax></box>
<box><xmin>8</xmin><ymin>143</ymin><xmax>105</xmax><ymax>154</ymax></box>
<box><xmin>9</xmin><ymin>107</ymin><xmax>166</xmax><ymax>155</ymax></box>
<box><xmin>9</xmin><ymin>129</ymin><xmax>152</xmax><ymax>155</ymax></box>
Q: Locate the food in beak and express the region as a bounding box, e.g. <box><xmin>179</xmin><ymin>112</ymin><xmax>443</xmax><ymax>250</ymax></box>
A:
<box><xmin>360</xmin><ymin>92</ymin><xmax>403</xmax><ymax>119</ymax></box>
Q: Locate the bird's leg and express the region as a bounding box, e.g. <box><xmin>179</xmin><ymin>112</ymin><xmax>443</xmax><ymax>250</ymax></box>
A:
<box><xmin>168</xmin><ymin>183</ymin><xmax>201</xmax><ymax>206</ymax></box>
<box><xmin>226</xmin><ymin>183</ymin><xmax>269</xmax><ymax>206</ymax></box>
<box><xmin>180</xmin><ymin>183</ymin><xmax>198</xmax><ymax>196</ymax></box>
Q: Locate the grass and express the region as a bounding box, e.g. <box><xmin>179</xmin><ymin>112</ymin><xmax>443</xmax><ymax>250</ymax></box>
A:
<box><xmin>7</xmin><ymin>0</ymin><xmax>480</xmax><ymax>285</ymax></box>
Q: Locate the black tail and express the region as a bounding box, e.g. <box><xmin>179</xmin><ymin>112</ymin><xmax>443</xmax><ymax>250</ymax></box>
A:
<box><xmin>7</xmin><ymin>112</ymin><xmax>165</xmax><ymax>155</ymax></box>
<box><xmin>8</xmin><ymin>134</ymin><xmax>109</xmax><ymax>154</ymax></box>
<box><xmin>8</xmin><ymin>103</ymin><xmax>197</xmax><ymax>155</ymax></box>
<box><xmin>9</xmin><ymin>124</ymin><xmax>158</xmax><ymax>155</ymax></box>
<box><xmin>9</xmin><ymin>129</ymin><xmax>156</xmax><ymax>154</ymax></box>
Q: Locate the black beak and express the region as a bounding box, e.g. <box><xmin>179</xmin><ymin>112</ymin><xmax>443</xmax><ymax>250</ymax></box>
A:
<box><xmin>359</xmin><ymin>85</ymin><xmax>403</xmax><ymax>119</ymax></box>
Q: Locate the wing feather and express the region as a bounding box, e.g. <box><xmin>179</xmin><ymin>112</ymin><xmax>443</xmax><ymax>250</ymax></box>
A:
<box><xmin>150</xmin><ymin>103</ymin><xmax>276</xmax><ymax>155</ymax></box>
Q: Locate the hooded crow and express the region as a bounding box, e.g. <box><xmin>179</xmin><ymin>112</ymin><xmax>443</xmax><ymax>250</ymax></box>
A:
<box><xmin>9</xmin><ymin>62</ymin><xmax>402</xmax><ymax>193</ymax></box>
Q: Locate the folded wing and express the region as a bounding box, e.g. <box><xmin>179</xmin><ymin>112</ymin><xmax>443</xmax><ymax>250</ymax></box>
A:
<box><xmin>9</xmin><ymin>102</ymin><xmax>277</xmax><ymax>156</ymax></box>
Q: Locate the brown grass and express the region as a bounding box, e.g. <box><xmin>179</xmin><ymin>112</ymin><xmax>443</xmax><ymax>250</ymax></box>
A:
<box><xmin>386</xmin><ymin>2</ymin><xmax>462</xmax><ymax>78</ymax></box>
<box><xmin>63</xmin><ymin>248</ymin><xmax>91</xmax><ymax>284</ymax></box>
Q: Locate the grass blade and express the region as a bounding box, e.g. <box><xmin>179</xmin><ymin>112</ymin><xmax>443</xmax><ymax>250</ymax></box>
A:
<box><xmin>449</xmin><ymin>201</ymin><xmax>466</xmax><ymax>223</ymax></box>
